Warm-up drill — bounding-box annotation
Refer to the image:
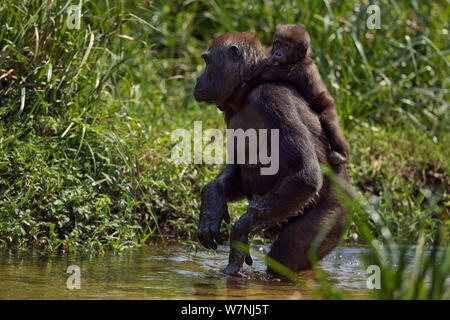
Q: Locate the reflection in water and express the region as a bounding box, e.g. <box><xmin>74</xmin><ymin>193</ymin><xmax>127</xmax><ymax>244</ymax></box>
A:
<box><xmin>0</xmin><ymin>244</ymin><xmax>378</xmax><ymax>299</ymax></box>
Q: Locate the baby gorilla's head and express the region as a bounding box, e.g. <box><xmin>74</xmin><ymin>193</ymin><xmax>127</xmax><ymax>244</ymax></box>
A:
<box><xmin>271</xmin><ymin>25</ymin><xmax>310</xmax><ymax>65</ymax></box>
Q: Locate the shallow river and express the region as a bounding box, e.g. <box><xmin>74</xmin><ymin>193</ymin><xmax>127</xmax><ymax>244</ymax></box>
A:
<box><xmin>0</xmin><ymin>244</ymin><xmax>377</xmax><ymax>299</ymax></box>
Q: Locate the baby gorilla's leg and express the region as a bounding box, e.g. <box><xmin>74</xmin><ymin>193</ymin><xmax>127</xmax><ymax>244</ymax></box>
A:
<box><xmin>312</xmin><ymin>93</ymin><xmax>349</xmax><ymax>165</ymax></box>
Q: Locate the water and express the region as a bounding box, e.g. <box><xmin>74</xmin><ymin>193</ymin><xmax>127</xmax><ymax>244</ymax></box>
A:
<box><xmin>0</xmin><ymin>244</ymin><xmax>374</xmax><ymax>299</ymax></box>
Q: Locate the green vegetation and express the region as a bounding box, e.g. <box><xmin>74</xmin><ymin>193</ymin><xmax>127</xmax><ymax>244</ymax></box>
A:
<box><xmin>0</xmin><ymin>0</ymin><xmax>448</xmax><ymax>294</ymax></box>
<box><xmin>312</xmin><ymin>167</ymin><xmax>449</xmax><ymax>299</ymax></box>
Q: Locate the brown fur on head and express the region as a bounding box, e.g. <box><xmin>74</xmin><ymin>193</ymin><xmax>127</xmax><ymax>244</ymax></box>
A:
<box><xmin>194</xmin><ymin>32</ymin><xmax>268</xmax><ymax>108</ymax></box>
<box><xmin>272</xmin><ymin>25</ymin><xmax>311</xmax><ymax>64</ymax></box>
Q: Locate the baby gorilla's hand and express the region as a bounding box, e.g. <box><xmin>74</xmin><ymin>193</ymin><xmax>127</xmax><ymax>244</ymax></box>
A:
<box><xmin>328</xmin><ymin>150</ymin><xmax>348</xmax><ymax>165</ymax></box>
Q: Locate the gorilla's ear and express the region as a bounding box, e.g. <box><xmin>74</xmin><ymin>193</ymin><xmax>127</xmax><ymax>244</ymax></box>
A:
<box><xmin>296</xmin><ymin>41</ymin><xmax>309</xmax><ymax>60</ymax></box>
<box><xmin>229</xmin><ymin>45</ymin><xmax>241</xmax><ymax>60</ymax></box>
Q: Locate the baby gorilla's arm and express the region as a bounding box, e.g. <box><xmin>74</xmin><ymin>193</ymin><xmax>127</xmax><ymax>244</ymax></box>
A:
<box><xmin>236</xmin><ymin>62</ymin><xmax>298</xmax><ymax>105</ymax></box>
<box><xmin>226</xmin><ymin>60</ymin><xmax>274</xmax><ymax>108</ymax></box>
<box><xmin>257</xmin><ymin>63</ymin><xmax>297</xmax><ymax>82</ymax></box>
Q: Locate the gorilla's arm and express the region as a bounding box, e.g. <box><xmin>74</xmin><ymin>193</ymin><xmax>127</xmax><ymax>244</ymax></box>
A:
<box><xmin>198</xmin><ymin>164</ymin><xmax>245</xmax><ymax>250</ymax></box>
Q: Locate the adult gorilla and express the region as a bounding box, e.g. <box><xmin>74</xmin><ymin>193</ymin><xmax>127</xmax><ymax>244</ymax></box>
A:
<box><xmin>194</xmin><ymin>32</ymin><xmax>350</xmax><ymax>275</ymax></box>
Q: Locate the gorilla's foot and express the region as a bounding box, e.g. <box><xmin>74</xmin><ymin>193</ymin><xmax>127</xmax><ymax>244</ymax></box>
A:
<box><xmin>224</xmin><ymin>246</ymin><xmax>247</xmax><ymax>275</ymax></box>
<box><xmin>223</xmin><ymin>263</ymin><xmax>242</xmax><ymax>276</ymax></box>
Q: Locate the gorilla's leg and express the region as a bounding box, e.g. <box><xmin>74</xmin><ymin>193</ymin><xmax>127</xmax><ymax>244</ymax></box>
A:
<box><xmin>268</xmin><ymin>201</ymin><xmax>347</xmax><ymax>272</ymax></box>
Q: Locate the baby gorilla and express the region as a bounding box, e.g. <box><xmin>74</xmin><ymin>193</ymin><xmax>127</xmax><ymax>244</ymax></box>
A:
<box><xmin>232</xmin><ymin>25</ymin><xmax>349</xmax><ymax>165</ymax></box>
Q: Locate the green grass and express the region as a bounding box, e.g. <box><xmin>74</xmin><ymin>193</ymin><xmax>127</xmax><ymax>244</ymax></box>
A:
<box><xmin>0</xmin><ymin>0</ymin><xmax>448</xmax><ymax>265</ymax></box>
<box><xmin>311</xmin><ymin>166</ymin><xmax>449</xmax><ymax>299</ymax></box>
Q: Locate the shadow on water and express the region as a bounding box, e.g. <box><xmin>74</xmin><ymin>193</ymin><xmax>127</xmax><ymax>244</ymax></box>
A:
<box><xmin>0</xmin><ymin>244</ymin><xmax>392</xmax><ymax>299</ymax></box>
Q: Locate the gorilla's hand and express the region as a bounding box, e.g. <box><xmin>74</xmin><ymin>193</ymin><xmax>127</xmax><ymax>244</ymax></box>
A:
<box><xmin>198</xmin><ymin>183</ymin><xmax>230</xmax><ymax>250</ymax></box>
